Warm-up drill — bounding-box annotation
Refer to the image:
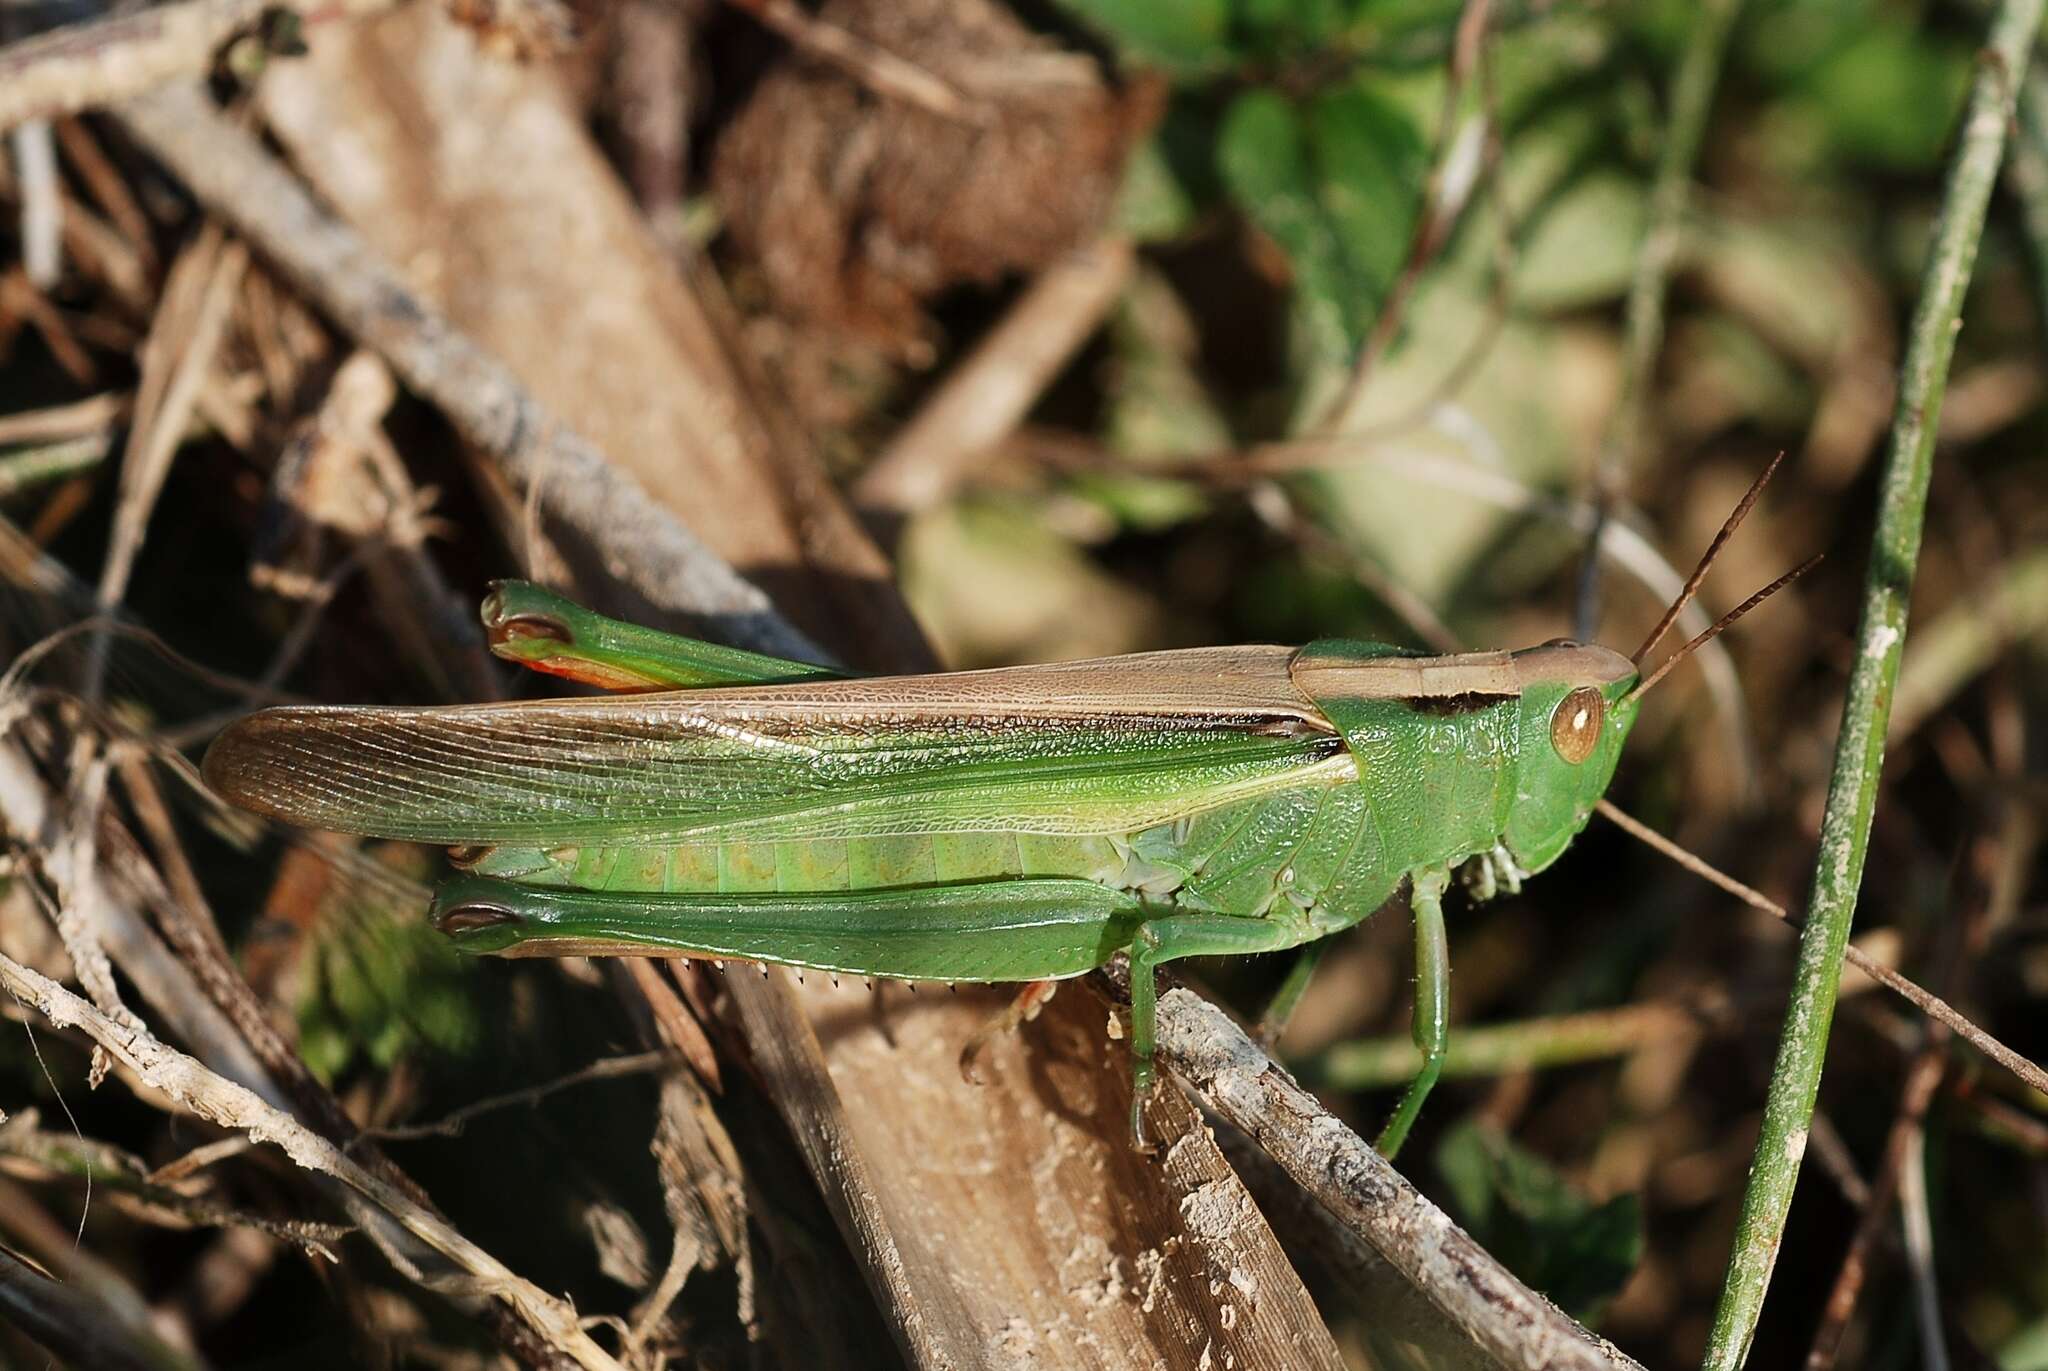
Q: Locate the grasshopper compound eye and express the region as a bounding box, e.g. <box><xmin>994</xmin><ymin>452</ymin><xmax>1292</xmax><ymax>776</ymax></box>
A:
<box><xmin>1550</xmin><ymin>686</ymin><xmax>1605</xmax><ymax>765</ymax></box>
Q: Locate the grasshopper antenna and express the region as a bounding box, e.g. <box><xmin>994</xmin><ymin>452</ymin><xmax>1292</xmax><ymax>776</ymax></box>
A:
<box><xmin>1595</xmin><ymin>799</ymin><xmax>2048</xmax><ymax>1099</ymax></box>
<box><xmin>1625</xmin><ymin>554</ymin><xmax>1823</xmax><ymax>704</ymax></box>
<box><xmin>1631</xmin><ymin>450</ymin><xmax>1787</xmax><ymax>667</ymax></box>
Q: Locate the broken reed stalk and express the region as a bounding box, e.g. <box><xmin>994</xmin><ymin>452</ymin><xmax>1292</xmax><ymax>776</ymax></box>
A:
<box><xmin>1701</xmin><ymin>0</ymin><xmax>2045</xmax><ymax>1362</ymax></box>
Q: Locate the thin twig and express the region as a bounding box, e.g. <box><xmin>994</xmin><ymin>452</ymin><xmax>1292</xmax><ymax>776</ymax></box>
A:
<box><xmin>1702</xmin><ymin>3</ymin><xmax>2043</xmax><ymax>1361</ymax></box>
<box><xmin>1803</xmin><ymin>1044</ymin><xmax>1946</xmax><ymax>1368</ymax></box>
<box><xmin>1594</xmin><ymin>800</ymin><xmax>2048</xmax><ymax>1099</ymax></box>
<box><xmin>0</xmin><ymin>433</ymin><xmax>112</xmax><ymax>497</ymax></box>
<box><xmin>1317</xmin><ymin>0</ymin><xmax>1496</xmax><ymax>436</ymax></box>
<box><xmin>0</xmin><ymin>0</ymin><xmax>398</xmax><ymax>133</ymax></box>
<box><xmin>853</xmin><ymin>237</ymin><xmax>1135</xmax><ymax>519</ymax></box>
<box><xmin>0</xmin><ymin>1115</ymin><xmax>351</xmax><ymax>1255</ymax></box>
<box><xmin>1247</xmin><ymin>485</ymin><xmax>1466</xmax><ymax>655</ymax></box>
<box><xmin>97</xmin><ymin>228</ymin><xmax>247</xmax><ymax>614</ymax></box>
<box><xmin>720</xmin><ymin>0</ymin><xmax>987</xmax><ymax>124</ymax></box>
<box><xmin>0</xmin><ymin>392</ymin><xmax>131</xmax><ymax>446</ymax></box>
<box><xmin>115</xmin><ymin>83</ymin><xmax>824</xmax><ymax>662</ymax></box>
<box><xmin>360</xmin><ymin>1051</ymin><xmax>680</xmax><ymax>1142</ymax></box>
<box><xmin>11</xmin><ymin>120</ymin><xmax>62</xmax><ymax>287</ymax></box>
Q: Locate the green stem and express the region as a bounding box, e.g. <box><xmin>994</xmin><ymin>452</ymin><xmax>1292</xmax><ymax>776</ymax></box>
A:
<box><xmin>0</xmin><ymin>434</ymin><xmax>111</xmax><ymax>497</ymax></box>
<box><xmin>1311</xmin><ymin>1000</ymin><xmax>1704</xmax><ymax>1089</ymax></box>
<box><xmin>1700</xmin><ymin>3</ymin><xmax>2044</xmax><ymax>1365</ymax></box>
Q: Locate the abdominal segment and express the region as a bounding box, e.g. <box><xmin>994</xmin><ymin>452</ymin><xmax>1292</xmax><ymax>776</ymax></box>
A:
<box><xmin>461</xmin><ymin>775</ymin><xmax>1405</xmax><ymax>938</ymax></box>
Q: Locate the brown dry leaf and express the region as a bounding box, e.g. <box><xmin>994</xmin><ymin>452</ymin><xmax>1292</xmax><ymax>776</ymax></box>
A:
<box><xmin>712</xmin><ymin>0</ymin><xmax>1163</xmax><ymax>357</ymax></box>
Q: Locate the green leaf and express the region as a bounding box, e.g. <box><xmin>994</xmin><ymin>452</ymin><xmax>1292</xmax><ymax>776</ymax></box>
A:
<box><xmin>1435</xmin><ymin>1119</ymin><xmax>1643</xmax><ymax>1324</ymax></box>
<box><xmin>1114</xmin><ymin>136</ymin><xmax>1200</xmax><ymax>243</ymax></box>
<box><xmin>294</xmin><ymin>851</ymin><xmax>485</xmax><ymax>1082</ymax></box>
<box><xmin>1218</xmin><ymin>83</ymin><xmax>1424</xmax><ymax>348</ymax></box>
<box><xmin>1053</xmin><ymin>0</ymin><xmax>1237</xmax><ymax>74</ymax></box>
<box><xmin>1798</xmin><ymin>23</ymin><xmax>1971</xmax><ymax>171</ymax></box>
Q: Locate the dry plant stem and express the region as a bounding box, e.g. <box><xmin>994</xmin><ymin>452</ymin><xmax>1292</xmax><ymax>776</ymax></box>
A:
<box><xmin>0</xmin><ymin>0</ymin><xmax>397</xmax><ymax>132</ymax></box>
<box><xmin>265</xmin><ymin>349</ymin><xmax>501</xmax><ymax>702</ymax></box>
<box><xmin>1804</xmin><ymin>1042</ymin><xmax>1946</xmax><ymax>1369</ymax></box>
<box><xmin>1593</xmin><ymin>0</ymin><xmax>1740</xmax><ymax>489</ymax></box>
<box><xmin>115</xmin><ymin>83</ymin><xmax>824</xmax><ymax>662</ymax></box>
<box><xmin>0</xmin><ymin>1242</ymin><xmax>211</xmax><ymax>1371</ymax></box>
<box><xmin>722</xmin><ymin>0</ymin><xmax>984</xmax><ymax>123</ymax></box>
<box><xmin>0</xmin><ymin>1117</ymin><xmax>350</xmax><ymax>1252</ymax></box>
<box><xmin>854</xmin><ymin>237</ymin><xmax>1136</xmax><ymax>519</ymax></box>
<box><xmin>1594</xmin><ymin>800</ymin><xmax>2048</xmax><ymax>1098</ymax></box>
<box><xmin>0</xmin><ymin>746</ymin><xmax>270</xmax><ymax>1090</ymax></box>
<box><xmin>1897</xmin><ymin>1124</ymin><xmax>1946</xmax><ymax>1371</ymax></box>
<box><xmin>0</xmin><ymin>392</ymin><xmax>131</xmax><ymax>445</ymax></box>
<box><xmin>0</xmin><ymin>433</ymin><xmax>111</xmax><ymax>496</ymax></box>
<box><xmin>1703</xmin><ymin>5</ymin><xmax>2043</xmax><ymax>1351</ymax></box>
<box><xmin>684</xmin><ymin>262</ymin><xmax>940</xmax><ymax>672</ymax></box>
<box><xmin>1251</xmin><ymin>486</ymin><xmax>1464</xmax><ymax>655</ymax></box>
<box><xmin>1151</xmin><ymin>984</ymin><xmax>1645</xmax><ymax>1371</ymax></box>
<box><xmin>89</xmin><ymin>825</ymin><xmax>590</xmax><ymax>1371</ymax></box>
<box><xmin>11</xmin><ymin>120</ymin><xmax>62</xmax><ymax>288</ymax></box>
<box><xmin>0</xmin><ymin>950</ymin><xmax>627</xmax><ymax>1371</ymax></box>
<box><xmin>98</xmin><ymin>229</ymin><xmax>247</xmax><ymax>613</ymax></box>
<box><xmin>1319</xmin><ymin>0</ymin><xmax>1494</xmax><ymax>437</ymax></box>
<box><xmin>52</xmin><ymin>118</ymin><xmax>158</xmax><ymax>278</ymax></box>
<box><xmin>1215</xmin><ymin>1128</ymin><xmax>1504</xmax><ymax>1371</ymax></box>
<box><xmin>0</xmin><ymin>1169</ymin><xmax>168</xmax><ymax>1336</ymax></box>
<box><xmin>620</xmin><ymin>958</ymin><xmax>722</xmax><ymax>1090</ymax></box>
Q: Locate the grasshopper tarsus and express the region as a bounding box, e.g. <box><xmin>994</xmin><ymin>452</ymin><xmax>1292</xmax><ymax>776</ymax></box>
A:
<box><xmin>1130</xmin><ymin>1089</ymin><xmax>1157</xmax><ymax>1156</ymax></box>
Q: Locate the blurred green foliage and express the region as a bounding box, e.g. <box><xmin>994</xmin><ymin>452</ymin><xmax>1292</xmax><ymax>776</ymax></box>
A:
<box><xmin>1435</xmin><ymin>1118</ymin><xmax>1644</xmax><ymax>1325</ymax></box>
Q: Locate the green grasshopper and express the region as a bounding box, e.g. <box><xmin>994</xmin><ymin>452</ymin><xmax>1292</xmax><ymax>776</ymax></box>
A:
<box><xmin>203</xmin><ymin>469</ymin><xmax>1806</xmax><ymax>1155</ymax></box>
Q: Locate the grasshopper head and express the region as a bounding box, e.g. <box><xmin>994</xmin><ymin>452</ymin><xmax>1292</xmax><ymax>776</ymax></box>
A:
<box><xmin>1500</xmin><ymin>640</ymin><xmax>1640</xmax><ymax>877</ymax></box>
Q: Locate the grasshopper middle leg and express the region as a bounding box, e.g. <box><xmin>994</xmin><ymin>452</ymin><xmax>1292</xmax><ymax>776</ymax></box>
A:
<box><xmin>1374</xmin><ymin>866</ymin><xmax>1452</xmax><ymax>1159</ymax></box>
<box><xmin>1126</xmin><ymin>911</ymin><xmax>1316</xmax><ymax>1150</ymax></box>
